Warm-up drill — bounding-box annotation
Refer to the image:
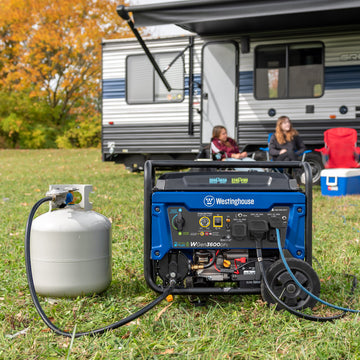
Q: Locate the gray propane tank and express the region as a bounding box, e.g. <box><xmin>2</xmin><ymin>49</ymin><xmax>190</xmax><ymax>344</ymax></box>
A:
<box><xmin>30</xmin><ymin>185</ymin><xmax>112</xmax><ymax>297</ymax></box>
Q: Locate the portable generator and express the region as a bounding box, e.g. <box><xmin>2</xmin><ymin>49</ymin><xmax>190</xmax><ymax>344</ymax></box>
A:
<box><xmin>144</xmin><ymin>160</ymin><xmax>319</xmax><ymax>309</ymax></box>
<box><xmin>25</xmin><ymin>160</ymin><xmax>359</xmax><ymax>338</ymax></box>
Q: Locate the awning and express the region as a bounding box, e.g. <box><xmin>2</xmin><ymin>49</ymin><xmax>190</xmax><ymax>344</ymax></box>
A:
<box><xmin>119</xmin><ymin>0</ymin><xmax>360</xmax><ymax>35</ymax></box>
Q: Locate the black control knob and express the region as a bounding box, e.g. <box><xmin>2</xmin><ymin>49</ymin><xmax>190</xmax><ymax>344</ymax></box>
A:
<box><xmin>173</xmin><ymin>212</ymin><xmax>185</xmax><ymax>231</ymax></box>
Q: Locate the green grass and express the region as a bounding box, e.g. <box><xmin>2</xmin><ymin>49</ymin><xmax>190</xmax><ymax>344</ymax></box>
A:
<box><xmin>0</xmin><ymin>149</ymin><xmax>359</xmax><ymax>359</ymax></box>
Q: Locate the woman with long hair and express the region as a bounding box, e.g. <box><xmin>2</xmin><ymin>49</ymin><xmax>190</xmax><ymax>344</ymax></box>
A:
<box><xmin>210</xmin><ymin>125</ymin><xmax>263</xmax><ymax>171</ymax></box>
<box><xmin>211</xmin><ymin>125</ymin><xmax>249</xmax><ymax>160</ymax></box>
<box><xmin>269</xmin><ymin>116</ymin><xmax>306</xmax><ymax>161</ymax></box>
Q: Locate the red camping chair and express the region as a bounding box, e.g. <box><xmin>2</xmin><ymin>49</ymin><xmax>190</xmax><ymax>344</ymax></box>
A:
<box><xmin>315</xmin><ymin>128</ymin><xmax>360</xmax><ymax>168</ymax></box>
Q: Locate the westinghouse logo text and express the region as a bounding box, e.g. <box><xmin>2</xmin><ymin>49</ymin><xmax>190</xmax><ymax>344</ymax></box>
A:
<box><xmin>203</xmin><ymin>195</ymin><xmax>254</xmax><ymax>207</ymax></box>
<box><xmin>216</xmin><ymin>198</ymin><xmax>254</xmax><ymax>206</ymax></box>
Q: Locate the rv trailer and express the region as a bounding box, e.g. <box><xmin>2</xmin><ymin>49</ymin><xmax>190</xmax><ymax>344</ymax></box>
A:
<box><xmin>102</xmin><ymin>1</ymin><xmax>360</xmax><ymax>182</ymax></box>
<box><xmin>102</xmin><ymin>36</ymin><xmax>203</xmax><ymax>170</ymax></box>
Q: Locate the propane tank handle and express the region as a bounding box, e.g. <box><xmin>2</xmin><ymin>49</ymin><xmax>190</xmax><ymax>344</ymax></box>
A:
<box><xmin>47</xmin><ymin>184</ymin><xmax>93</xmax><ymax>211</ymax></box>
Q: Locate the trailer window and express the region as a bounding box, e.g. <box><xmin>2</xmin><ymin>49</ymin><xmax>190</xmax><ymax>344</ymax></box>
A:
<box><xmin>126</xmin><ymin>52</ymin><xmax>184</xmax><ymax>104</ymax></box>
<box><xmin>255</xmin><ymin>42</ymin><xmax>324</xmax><ymax>99</ymax></box>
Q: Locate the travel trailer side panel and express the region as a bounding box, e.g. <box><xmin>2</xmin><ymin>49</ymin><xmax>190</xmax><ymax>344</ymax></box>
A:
<box><xmin>102</xmin><ymin>37</ymin><xmax>203</xmax><ymax>169</ymax></box>
<box><xmin>102</xmin><ymin>29</ymin><xmax>360</xmax><ymax>172</ymax></box>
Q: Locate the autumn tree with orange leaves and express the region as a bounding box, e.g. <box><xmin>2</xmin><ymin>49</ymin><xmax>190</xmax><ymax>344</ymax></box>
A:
<box><xmin>0</xmin><ymin>0</ymin><xmax>131</xmax><ymax>148</ymax></box>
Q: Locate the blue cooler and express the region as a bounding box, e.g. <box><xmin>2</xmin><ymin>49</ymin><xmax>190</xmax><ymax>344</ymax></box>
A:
<box><xmin>320</xmin><ymin>169</ymin><xmax>360</xmax><ymax>196</ymax></box>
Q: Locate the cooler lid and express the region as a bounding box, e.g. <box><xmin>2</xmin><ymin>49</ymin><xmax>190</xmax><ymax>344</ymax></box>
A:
<box><xmin>320</xmin><ymin>168</ymin><xmax>360</xmax><ymax>177</ymax></box>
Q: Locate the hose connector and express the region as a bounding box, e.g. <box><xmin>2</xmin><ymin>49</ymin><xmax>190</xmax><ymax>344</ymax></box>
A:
<box><xmin>46</xmin><ymin>184</ymin><xmax>93</xmax><ymax>211</ymax></box>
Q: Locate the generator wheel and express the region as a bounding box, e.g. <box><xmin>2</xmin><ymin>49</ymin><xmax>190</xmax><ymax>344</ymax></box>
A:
<box><xmin>261</xmin><ymin>258</ymin><xmax>320</xmax><ymax>310</ymax></box>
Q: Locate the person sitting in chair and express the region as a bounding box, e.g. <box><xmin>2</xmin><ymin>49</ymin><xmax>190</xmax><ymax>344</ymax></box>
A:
<box><xmin>269</xmin><ymin>116</ymin><xmax>306</xmax><ymax>161</ymax></box>
<box><xmin>211</xmin><ymin>125</ymin><xmax>252</xmax><ymax>161</ymax></box>
<box><xmin>210</xmin><ymin>125</ymin><xmax>263</xmax><ymax>172</ymax></box>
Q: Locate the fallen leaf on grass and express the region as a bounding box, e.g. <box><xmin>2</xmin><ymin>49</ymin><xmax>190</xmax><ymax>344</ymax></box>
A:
<box><xmin>160</xmin><ymin>348</ymin><xmax>175</xmax><ymax>355</ymax></box>
<box><xmin>121</xmin><ymin>331</ymin><xmax>131</xmax><ymax>339</ymax></box>
<box><xmin>125</xmin><ymin>319</ymin><xmax>141</xmax><ymax>326</ymax></box>
<box><xmin>115</xmin><ymin>225</ymin><xmax>138</xmax><ymax>230</ymax></box>
<box><xmin>154</xmin><ymin>302</ymin><xmax>173</xmax><ymax>321</ymax></box>
<box><xmin>58</xmin><ymin>338</ymin><xmax>71</xmax><ymax>348</ymax></box>
<box><xmin>5</xmin><ymin>327</ymin><xmax>30</xmax><ymax>339</ymax></box>
<box><xmin>41</xmin><ymin>328</ymin><xmax>52</xmax><ymax>333</ymax></box>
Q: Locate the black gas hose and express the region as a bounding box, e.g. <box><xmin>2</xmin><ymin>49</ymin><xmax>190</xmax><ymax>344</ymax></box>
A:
<box><xmin>25</xmin><ymin>196</ymin><xmax>175</xmax><ymax>338</ymax></box>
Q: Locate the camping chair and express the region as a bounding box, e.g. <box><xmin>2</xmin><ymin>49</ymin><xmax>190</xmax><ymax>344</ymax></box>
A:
<box><xmin>196</xmin><ymin>144</ymin><xmax>211</xmax><ymax>160</ymax></box>
<box><xmin>259</xmin><ymin>133</ymin><xmax>311</xmax><ymax>162</ymax></box>
<box><xmin>259</xmin><ymin>133</ymin><xmax>273</xmax><ymax>161</ymax></box>
<box><xmin>315</xmin><ymin>128</ymin><xmax>360</xmax><ymax>168</ymax></box>
<box><xmin>259</xmin><ymin>133</ymin><xmax>312</xmax><ymax>181</ymax></box>
<box><xmin>196</xmin><ymin>143</ymin><xmax>228</xmax><ymax>161</ymax></box>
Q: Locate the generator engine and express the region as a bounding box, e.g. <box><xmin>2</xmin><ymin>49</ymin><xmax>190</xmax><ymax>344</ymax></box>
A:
<box><xmin>144</xmin><ymin>160</ymin><xmax>316</xmax><ymax>306</ymax></box>
<box><xmin>192</xmin><ymin>249</ymin><xmax>257</xmax><ymax>283</ymax></box>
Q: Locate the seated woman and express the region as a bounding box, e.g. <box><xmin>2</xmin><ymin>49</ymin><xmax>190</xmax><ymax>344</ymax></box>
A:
<box><xmin>269</xmin><ymin>116</ymin><xmax>306</xmax><ymax>161</ymax></box>
<box><xmin>211</xmin><ymin>125</ymin><xmax>260</xmax><ymax>171</ymax></box>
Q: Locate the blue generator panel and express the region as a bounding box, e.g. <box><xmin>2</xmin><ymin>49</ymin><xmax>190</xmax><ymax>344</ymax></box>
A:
<box><xmin>151</xmin><ymin>191</ymin><xmax>306</xmax><ymax>259</ymax></box>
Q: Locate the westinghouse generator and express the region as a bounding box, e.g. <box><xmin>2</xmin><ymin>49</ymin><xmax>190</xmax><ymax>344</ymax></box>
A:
<box><xmin>25</xmin><ymin>160</ymin><xmax>359</xmax><ymax>338</ymax></box>
<box><xmin>144</xmin><ymin>160</ymin><xmax>320</xmax><ymax>309</ymax></box>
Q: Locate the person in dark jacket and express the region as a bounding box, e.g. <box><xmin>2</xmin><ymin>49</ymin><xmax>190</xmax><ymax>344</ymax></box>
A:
<box><xmin>269</xmin><ymin>116</ymin><xmax>306</xmax><ymax>161</ymax></box>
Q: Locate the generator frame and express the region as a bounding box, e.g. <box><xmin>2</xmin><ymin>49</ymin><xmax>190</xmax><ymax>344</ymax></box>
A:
<box><xmin>144</xmin><ymin>160</ymin><xmax>313</xmax><ymax>295</ymax></box>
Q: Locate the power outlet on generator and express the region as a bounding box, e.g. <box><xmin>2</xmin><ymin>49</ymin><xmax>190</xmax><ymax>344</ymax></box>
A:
<box><xmin>167</xmin><ymin>207</ymin><xmax>289</xmax><ymax>251</ymax></box>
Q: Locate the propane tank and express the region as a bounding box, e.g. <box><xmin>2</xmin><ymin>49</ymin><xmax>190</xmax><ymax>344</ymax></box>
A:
<box><xmin>30</xmin><ymin>185</ymin><xmax>112</xmax><ymax>297</ymax></box>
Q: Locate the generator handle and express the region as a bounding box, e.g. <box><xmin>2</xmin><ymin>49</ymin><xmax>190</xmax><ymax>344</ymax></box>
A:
<box><xmin>145</xmin><ymin>159</ymin><xmax>312</xmax><ymax>203</ymax></box>
<box><xmin>144</xmin><ymin>160</ymin><xmax>313</xmax><ymax>292</ymax></box>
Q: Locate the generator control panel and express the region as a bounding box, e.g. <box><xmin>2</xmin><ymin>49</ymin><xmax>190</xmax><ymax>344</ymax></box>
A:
<box><xmin>168</xmin><ymin>206</ymin><xmax>289</xmax><ymax>250</ymax></box>
<box><xmin>151</xmin><ymin>190</ymin><xmax>306</xmax><ymax>261</ymax></box>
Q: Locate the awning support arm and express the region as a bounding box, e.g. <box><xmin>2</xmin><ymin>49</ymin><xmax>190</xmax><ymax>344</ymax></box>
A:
<box><xmin>163</xmin><ymin>44</ymin><xmax>191</xmax><ymax>74</ymax></box>
<box><xmin>188</xmin><ymin>36</ymin><xmax>194</xmax><ymax>135</ymax></box>
<box><xmin>117</xmin><ymin>5</ymin><xmax>172</xmax><ymax>92</ymax></box>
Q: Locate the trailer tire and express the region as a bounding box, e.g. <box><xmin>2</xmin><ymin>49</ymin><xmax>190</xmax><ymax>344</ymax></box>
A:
<box><xmin>123</xmin><ymin>155</ymin><xmax>146</xmax><ymax>172</ymax></box>
<box><xmin>302</xmin><ymin>152</ymin><xmax>323</xmax><ymax>185</ymax></box>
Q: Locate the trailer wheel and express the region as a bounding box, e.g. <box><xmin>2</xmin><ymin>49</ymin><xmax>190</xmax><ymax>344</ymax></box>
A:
<box><xmin>123</xmin><ymin>155</ymin><xmax>146</xmax><ymax>172</ymax></box>
<box><xmin>301</xmin><ymin>152</ymin><xmax>323</xmax><ymax>185</ymax></box>
<box><xmin>261</xmin><ymin>258</ymin><xmax>320</xmax><ymax>310</ymax></box>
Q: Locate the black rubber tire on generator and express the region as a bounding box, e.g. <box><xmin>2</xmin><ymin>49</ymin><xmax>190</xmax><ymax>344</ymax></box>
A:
<box><xmin>261</xmin><ymin>258</ymin><xmax>320</xmax><ymax>310</ymax></box>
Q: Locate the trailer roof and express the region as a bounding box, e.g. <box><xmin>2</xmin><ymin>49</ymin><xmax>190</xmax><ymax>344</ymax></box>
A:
<box><xmin>122</xmin><ymin>0</ymin><xmax>360</xmax><ymax>35</ymax></box>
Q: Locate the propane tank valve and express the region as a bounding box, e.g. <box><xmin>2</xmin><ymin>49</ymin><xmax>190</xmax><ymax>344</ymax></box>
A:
<box><xmin>46</xmin><ymin>184</ymin><xmax>93</xmax><ymax>211</ymax></box>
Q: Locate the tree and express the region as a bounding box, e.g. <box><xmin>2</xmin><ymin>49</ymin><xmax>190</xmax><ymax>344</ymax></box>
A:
<box><xmin>0</xmin><ymin>0</ymin><xmax>132</xmax><ymax>148</ymax></box>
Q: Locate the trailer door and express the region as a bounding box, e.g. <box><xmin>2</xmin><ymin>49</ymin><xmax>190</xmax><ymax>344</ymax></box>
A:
<box><xmin>201</xmin><ymin>41</ymin><xmax>239</xmax><ymax>144</ymax></box>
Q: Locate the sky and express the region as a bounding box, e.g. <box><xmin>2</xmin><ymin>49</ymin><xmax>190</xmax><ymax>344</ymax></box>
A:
<box><xmin>128</xmin><ymin>0</ymin><xmax>192</xmax><ymax>37</ymax></box>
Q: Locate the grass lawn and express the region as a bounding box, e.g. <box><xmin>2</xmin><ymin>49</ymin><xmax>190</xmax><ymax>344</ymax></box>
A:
<box><xmin>0</xmin><ymin>149</ymin><xmax>359</xmax><ymax>359</ymax></box>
